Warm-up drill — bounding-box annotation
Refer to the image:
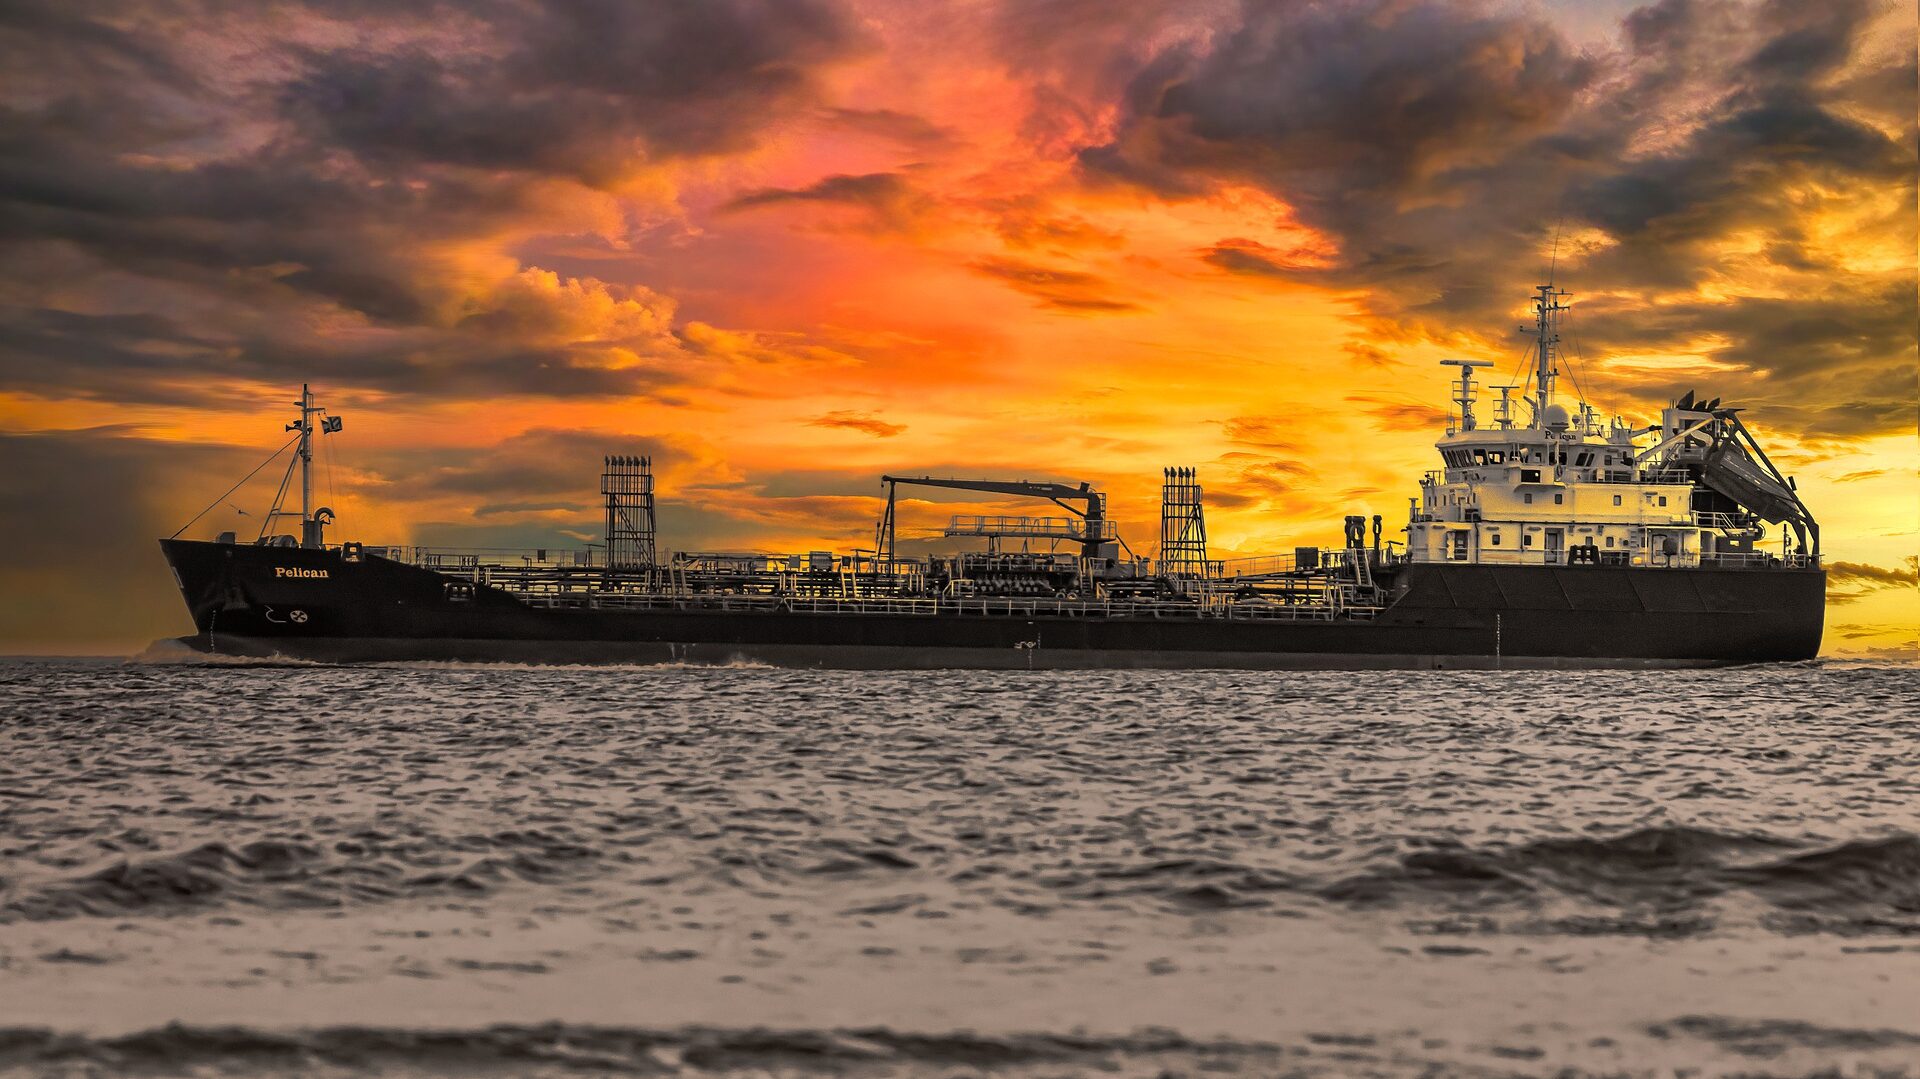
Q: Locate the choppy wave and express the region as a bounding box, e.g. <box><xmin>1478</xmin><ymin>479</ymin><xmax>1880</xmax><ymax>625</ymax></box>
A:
<box><xmin>4</xmin><ymin>1017</ymin><xmax>1917</xmax><ymax>1077</ymax></box>
<box><xmin>1314</xmin><ymin>826</ymin><xmax>1920</xmax><ymax>933</ymax></box>
<box><xmin>1</xmin><ymin>831</ymin><xmax>604</xmax><ymax>922</ymax></box>
<box><xmin>0</xmin><ymin>1023</ymin><xmax>1282</xmax><ymax>1077</ymax></box>
<box><xmin>9</xmin><ymin>655</ymin><xmax>1920</xmax><ymax>935</ymax></box>
<box><xmin>9</xmin><ymin>823</ymin><xmax>1915</xmax><ymax>936</ymax></box>
<box><xmin>1010</xmin><ymin>825</ymin><xmax>1920</xmax><ymax>932</ymax></box>
<box><xmin>1650</xmin><ymin>1014</ymin><xmax>1920</xmax><ymax>1056</ymax></box>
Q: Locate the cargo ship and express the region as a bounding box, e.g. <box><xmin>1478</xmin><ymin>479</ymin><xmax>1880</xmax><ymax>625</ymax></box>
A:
<box><xmin>159</xmin><ymin>285</ymin><xmax>1824</xmax><ymax>668</ymax></box>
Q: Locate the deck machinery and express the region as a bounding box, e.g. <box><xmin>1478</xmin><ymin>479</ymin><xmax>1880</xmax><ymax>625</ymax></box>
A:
<box><xmin>349</xmin><ymin>464</ymin><xmax>1382</xmax><ymax>615</ymax></box>
<box><xmin>157</xmin><ymin>284</ymin><xmax>1825</xmax><ymax>668</ymax></box>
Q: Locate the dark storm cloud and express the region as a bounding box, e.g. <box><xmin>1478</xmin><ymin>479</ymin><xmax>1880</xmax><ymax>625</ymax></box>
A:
<box><xmin>1082</xmin><ymin>0</ymin><xmax>1917</xmax><ymax>438</ymax></box>
<box><xmin>1566</xmin><ymin>93</ymin><xmax>1909</xmax><ymax>246</ymax></box>
<box><xmin>1567</xmin><ymin>280</ymin><xmax>1918</xmax><ymax>438</ymax></box>
<box><xmin>0</xmin><ymin>298</ymin><xmax>675</xmax><ymax>405</ymax></box>
<box><xmin>1141</xmin><ymin>0</ymin><xmax>1591</xmax><ymax>202</ymax></box>
<box><xmin>282</xmin><ymin>0</ymin><xmax>861</xmax><ymax>184</ymax></box>
<box><xmin>0</xmin><ymin>97</ymin><xmax>441</xmax><ymax>320</ymax></box>
<box><xmin>0</xmin><ymin>2</ymin><xmax>190</xmax><ymax>91</ymax></box>
<box><xmin>1575</xmin><ymin>279</ymin><xmax>1917</xmax><ymax>374</ymax></box>
<box><xmin>0</xmin><ymin>0</ymin><xmax>864</xmax><ymax>405</ymax></box>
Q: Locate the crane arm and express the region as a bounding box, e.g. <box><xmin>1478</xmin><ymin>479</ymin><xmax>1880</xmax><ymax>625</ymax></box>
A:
<box><xmin>880</xmin><ymin>475</ymin><xmax>1099</xmax><ymax>516</ymax></box>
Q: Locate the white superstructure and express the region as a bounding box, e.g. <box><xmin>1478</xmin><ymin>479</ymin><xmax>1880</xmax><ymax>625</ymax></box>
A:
<box><xmin>1405</xmin><ymin>286</ymin><xmax>1814</xmax><ymax>570</ymax></box>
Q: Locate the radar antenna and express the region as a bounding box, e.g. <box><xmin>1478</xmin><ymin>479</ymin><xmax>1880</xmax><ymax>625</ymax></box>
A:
<box><xmin>1439</xmin><ymin>359</ymin><xmax>1494</xmax><ymax>431</ymax></box>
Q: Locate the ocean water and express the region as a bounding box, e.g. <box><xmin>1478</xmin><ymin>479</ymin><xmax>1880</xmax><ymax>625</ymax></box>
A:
<box><xmin>1</xmin><ymin>657</ymin><xmax>1916</xmax><ymax>1077</ymax></box>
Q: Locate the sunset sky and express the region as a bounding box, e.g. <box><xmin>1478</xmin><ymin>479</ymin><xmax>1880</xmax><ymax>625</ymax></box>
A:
<box><xmin>1</xmin><ymin>0</ymin><xmax>1914</xmax><ymax>655</ymax></box>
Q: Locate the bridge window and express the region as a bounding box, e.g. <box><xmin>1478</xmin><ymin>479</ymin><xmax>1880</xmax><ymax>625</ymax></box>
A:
<box><xmin>1575</xmin><ymin>452</ymin><xmax>1594</xmax><ymax>467</ymax></box>
<box><xmin>1487</xmin><ymin>450</ymin><xmax>1505</xmax><ymax>463</ymax></box>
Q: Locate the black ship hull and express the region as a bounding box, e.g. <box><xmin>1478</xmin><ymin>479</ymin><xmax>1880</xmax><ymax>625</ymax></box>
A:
<box><xmin>158</xmin><ymin>539</ymin><xmax>1825</xmax><ymax>669</ymax></box>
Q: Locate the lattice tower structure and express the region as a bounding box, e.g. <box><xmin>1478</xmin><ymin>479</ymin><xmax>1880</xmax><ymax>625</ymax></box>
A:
<box><xmin>1158</xmin><ymin>467</ymin><xmax>1209</xmax><ymax>577</ymax></box>
<box><xmin>602</xmin><ymin>455</ymin><xmax>657</xmax><ymax>569</ymax></box>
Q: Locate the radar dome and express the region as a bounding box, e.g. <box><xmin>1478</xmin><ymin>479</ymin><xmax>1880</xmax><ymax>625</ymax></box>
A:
<box><xmin>1543</xmin><ymin>403</ymin><xmax>1572</xmax><ymax>430</ymax></box>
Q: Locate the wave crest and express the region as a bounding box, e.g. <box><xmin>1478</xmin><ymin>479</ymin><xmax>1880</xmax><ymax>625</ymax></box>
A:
<box><xmin>1</xmin><ymin>832</ymin><xmax>604</xmax><ymax>922</ymax></box>
<box><xmin>1318</xmin><ymin>826</ymin><xmax>1920</xmax><ymax>932</ymax></box>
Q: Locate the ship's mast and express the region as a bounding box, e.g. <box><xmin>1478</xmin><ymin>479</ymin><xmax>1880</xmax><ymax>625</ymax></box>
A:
<box><xmin>283</xmin><ymin>383</ymin><xmax>338</xmax><ymax>548</ymax></box>
<box><xmin>1523</xmin><ymin>284</ymin><xmax>1569</xmax><ymax>426</ymax></box>
<box><xmin>299</xmin><ymin>383</ymin><xmax>315</xmax><ymax>546</ymax></box>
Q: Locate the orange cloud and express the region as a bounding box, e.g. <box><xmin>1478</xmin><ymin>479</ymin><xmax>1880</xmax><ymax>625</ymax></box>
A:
<box><xmin>967</xmin><ymin>257</ymin><xmax>1141</xmax><ymax>312</ymax></box>
<box><xmin>807</xmin><ymin>410</ymin><xmax>906</xmax><ymax>437</ymax></box>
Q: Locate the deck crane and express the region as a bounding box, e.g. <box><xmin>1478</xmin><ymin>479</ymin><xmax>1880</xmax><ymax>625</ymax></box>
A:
<box><xmin>875</xmin><ymin>475</ymin><xmax>1114</xmax><ymax>565</ymax></box>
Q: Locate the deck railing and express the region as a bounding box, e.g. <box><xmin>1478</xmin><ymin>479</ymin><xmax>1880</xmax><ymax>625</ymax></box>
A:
<box><xmin>365</xmin><ymin>545</ymin><xmax>598</xmax><ymax>569</ymax></box>
<box><xmin>1698</xmin><ymin>551</ymin><xmax>1819</xmax><ymax>570</ymax></box>
<box><xmin>944</xmin><ymin>515</ymin><xmax>1116</xmax><ymax>540</ymax></box>
<box><xmin>1692</xmin><ymin>511</ymin><xmax>1758</xmax><ymax>531</ymax></box>
<box><xmin>510</xmin><ymin>592</ymin><xmax>1384</xmax><ymax>621</ymax></box>
<box><xmin>1588</xmin><ymin>468</ymin><xmax>1692</xmax><ymax>485</ymax></box>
